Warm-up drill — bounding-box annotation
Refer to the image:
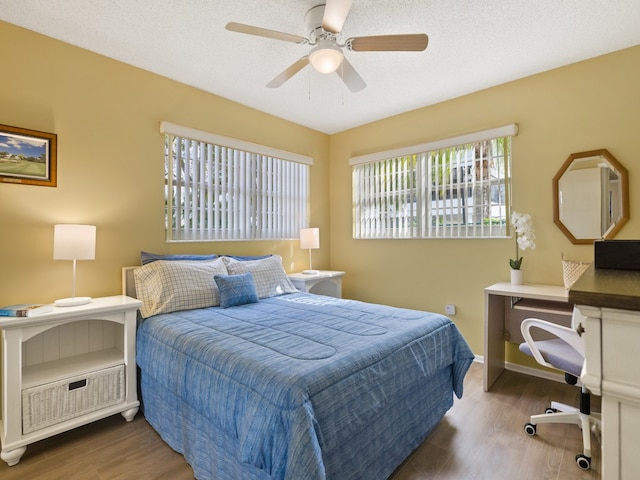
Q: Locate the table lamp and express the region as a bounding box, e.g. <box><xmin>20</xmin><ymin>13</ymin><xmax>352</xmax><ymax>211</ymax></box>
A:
<box><xmin>53</xmin><ymin>224</ymin><xmax>96</xmax><ymax>306</ymax></box>
<box><xmin>300</xmin><ymin>227</ymin><xmax>320</xmax><ymax>275</ymax></box>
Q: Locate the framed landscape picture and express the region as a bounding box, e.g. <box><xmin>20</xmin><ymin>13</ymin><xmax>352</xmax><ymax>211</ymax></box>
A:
<box><xmin>0</xmin><ymin>124</ymin><xmax>57</xmax><ymax>187</ymax></box>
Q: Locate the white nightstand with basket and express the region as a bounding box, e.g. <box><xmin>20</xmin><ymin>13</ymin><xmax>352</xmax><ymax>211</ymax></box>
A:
<box><xmin>0</xmin><ymin>295</ymin><xmax>141</xmax><ymax>466</ymax></box>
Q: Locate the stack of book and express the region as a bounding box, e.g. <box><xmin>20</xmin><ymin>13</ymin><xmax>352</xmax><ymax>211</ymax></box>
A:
<box><xmin>0</xmin><ymin>303</ymin><xmax>54</xmax><ymax>317</ymax></box>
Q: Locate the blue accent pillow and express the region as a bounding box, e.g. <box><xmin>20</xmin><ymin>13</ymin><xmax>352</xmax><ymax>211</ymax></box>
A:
<box><xmin>140</xmin><ymin>251</ymin><xmax>217</xmax><ymax>265</ymax></box>
<box><xmin>214</xmin><ymin>273</ymin><xmax>259</xmax><ymax>308</ymax></box>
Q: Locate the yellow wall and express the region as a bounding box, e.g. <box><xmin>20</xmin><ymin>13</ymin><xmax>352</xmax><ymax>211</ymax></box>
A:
<box><xmin>330</xmin><ymin>45</ymin><xmax>640</xmax><ymax>362</ymax></box>
<box><xmin>1</xmin><ymin>20</ymin><xmax>639</xmax><ymax>367</ymax></box>
<box><xmin>0</xmin><ymin>21</ymin><xmax>331</xmax><ymax>305</ymax></box>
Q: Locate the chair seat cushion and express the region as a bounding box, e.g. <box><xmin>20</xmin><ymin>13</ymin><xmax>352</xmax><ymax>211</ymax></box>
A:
<box><xmin>519</xmin><ymin>338</ymin><xmax>583</xmax><ymax>378</ymax></box>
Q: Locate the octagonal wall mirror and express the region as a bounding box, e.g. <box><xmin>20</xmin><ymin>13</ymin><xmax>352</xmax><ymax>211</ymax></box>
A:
<box><xmin>553</xmin><ymin>149</ymin><xmax>629</xmax><ymax>244</ymax></box>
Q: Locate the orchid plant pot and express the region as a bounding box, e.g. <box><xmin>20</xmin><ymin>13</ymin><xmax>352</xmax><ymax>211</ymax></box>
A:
<box><xmin>510</xmin><ymin>269</ymin><xmax>524</xmax><ymax>285</ymax></box>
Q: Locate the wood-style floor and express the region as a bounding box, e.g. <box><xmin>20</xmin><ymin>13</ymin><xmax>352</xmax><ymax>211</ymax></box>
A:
<box><xmin>0</xmin><ymin>363</ymin><xmax>600</xmax><ymax>479</ymax></box>
<box><xmin>390</xmin><ymin>363</ymin><xmax>600</xmax><ymax>480</ymax></box>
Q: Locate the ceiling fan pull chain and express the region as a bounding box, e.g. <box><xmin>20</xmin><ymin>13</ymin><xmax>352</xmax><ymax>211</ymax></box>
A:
<box><xmin>341</xmin><ymin>62</ymin><xmax>345</xmax><ymax>106</ymax></box>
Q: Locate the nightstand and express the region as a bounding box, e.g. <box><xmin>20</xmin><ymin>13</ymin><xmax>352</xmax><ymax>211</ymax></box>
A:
<box><xmin>288</xmin><ymin>271</ymin><xmax>345</xmax><ymax>298</ymax></box>
<box><xmin>0</xmin><ymin>295</ymin><xmax>142</xmax><ymax>466</ymax></box>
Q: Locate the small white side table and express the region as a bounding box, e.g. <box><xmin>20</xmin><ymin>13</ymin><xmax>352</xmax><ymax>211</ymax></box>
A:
<box><xmin>0</xmin><ymin>295</ymin><xmax>141</xmax><ymax>466</ymax></box>
<box><xmin>288</xmin><ymin>271</ymin><xmax>345</xmax><ymax>298</ymax></box>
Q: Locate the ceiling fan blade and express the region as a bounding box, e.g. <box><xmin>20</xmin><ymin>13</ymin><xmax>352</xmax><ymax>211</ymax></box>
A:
<box><xmin>266</xmin><ymin>56</ymin><xmax>310</xmax><ymax>88</ymax></box>
<box><xmin>348</xmin><ymin>33</ymin><xmax>429</xmax><ymax>52</ymax></box>
<box><xmin>335</xmin><ymin>57</ymin><xmax>366</xmax><ymax>93</ymax></box>
<box><xmin>322</xmin><ymin>0</ymin><xmax>353</xmax><ymax>34</ymax></box>
<box><xmin>226</xmin><ymin>22</ymin><xmax>307</xmax><ymax>44</ymax></box>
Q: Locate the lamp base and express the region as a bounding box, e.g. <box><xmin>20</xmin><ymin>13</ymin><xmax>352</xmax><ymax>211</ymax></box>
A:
<box><xmin>54</xmin><ymin>296</ymin><xmax>92</xmax><ymax>307</ymax></box>
<box><xmin>302</xmin><ymin>269</ymin><xmax>320</xmax><ymax>275</ymax></box>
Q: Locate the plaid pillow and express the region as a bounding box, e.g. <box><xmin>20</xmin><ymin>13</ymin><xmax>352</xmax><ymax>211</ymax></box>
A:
<box><xmin>222</xmin><ymin>255</ymin><xmax>297</xmax><ymax>299</ymax></box>
<box><xmin>134</xmin><ymin>258</ymin><xmax>228</xmax><ymax>318</ymax></box>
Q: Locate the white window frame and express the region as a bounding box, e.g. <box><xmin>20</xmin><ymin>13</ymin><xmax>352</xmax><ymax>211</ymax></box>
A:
<box><xmin>161</xmin><ymin>122</ymin><xmax>312</xmax><ymax>242</ymax></box>
<box><xmin>350</xmin><ymin>124</ymin><xmax>517</xmax><ymax>239</ymax></box>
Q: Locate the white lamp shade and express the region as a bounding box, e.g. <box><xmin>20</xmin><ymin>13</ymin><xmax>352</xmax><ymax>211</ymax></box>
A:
<box><xmin>309</xmin><ymin>41</ymin><xmax>344</xmax><ymax>74</ymax></box>
<box><xmin>54</xmin><ymin>224</ymin><xmax>96</xmax><ymax>260</ymax></box>
<box><xmin>300</xmin><ymin>228</ymin><xmax>320</xmax><ymax>250</ymax></box>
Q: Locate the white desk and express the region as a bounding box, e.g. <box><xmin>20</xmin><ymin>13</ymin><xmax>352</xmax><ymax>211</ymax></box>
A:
<box><xmin>484</xmin><ymin>282</ymin><xmax>572</xmax><ymax>391</ymax></box>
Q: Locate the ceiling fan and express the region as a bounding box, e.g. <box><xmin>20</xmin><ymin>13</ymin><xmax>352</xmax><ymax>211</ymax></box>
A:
<box><xmin>225</xmin><ymin>0</ymin><xmax>428</xmax><ymax>93</ymax></box>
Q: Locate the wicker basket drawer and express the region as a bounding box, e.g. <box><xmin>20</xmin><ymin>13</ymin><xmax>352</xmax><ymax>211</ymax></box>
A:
<box><xmin>22</xmin><ymin>364</ymin><xmax>125</xmax><ymax>434</ymax></box>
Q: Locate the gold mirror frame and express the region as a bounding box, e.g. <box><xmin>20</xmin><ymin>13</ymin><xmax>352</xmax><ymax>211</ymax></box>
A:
<box><xmin>553</xmin><ymin>149</ymin><xmax>629</xmax><ymax>244</ymax></box>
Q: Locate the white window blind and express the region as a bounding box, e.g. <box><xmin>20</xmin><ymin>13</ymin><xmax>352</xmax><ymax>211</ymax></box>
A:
<box><xmin>162</xmin><ymin>122</ymin><xmax>311</xmax><ymax>242</ymax></box>
<box><xmin>351</xmin><ymin>125</ymin><xmax>517</xmax><ymax>239</ymax></box>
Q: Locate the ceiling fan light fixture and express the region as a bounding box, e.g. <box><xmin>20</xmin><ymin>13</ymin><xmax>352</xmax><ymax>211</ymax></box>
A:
<box><xmin>309</xmin><ymin>41</ymin><xmax>344</xmax><ymax>74</ymax></box>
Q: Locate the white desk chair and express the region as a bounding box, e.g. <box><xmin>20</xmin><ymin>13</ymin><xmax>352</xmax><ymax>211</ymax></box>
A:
<box><xmin>519</xmin><ymin>307</ymin><xmax>601</xmax><ymax>470</ymax></box>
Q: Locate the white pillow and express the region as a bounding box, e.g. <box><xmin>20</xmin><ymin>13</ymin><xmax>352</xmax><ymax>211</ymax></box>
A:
<box><xmin>222</xmin><ymin>255</ymin><xmax>297</xmax><ymax>299</ymax></box>
<box><xmin>134</xmin><ymin>258</ymin><xmax>228</xmax><ymax>318</ymax></box>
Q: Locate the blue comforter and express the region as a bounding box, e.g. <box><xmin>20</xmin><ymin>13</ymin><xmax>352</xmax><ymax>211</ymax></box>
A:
<box><xmin>136</xmin><ymin>292</ymin><xmax>474</xmax><ymax>480</ymax></box>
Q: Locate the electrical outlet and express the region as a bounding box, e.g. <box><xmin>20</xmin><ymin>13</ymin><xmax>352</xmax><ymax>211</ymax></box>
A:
<box><xmin>445</xmin><ymin>304</ymin><xmax>456</xmax><ymax>316</ymax></box>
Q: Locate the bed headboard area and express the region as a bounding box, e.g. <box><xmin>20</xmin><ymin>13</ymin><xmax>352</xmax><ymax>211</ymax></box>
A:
<box><xmin>122</xmin><ymin>266</ymin><xmax>139</xmax><ymax>299</ymax></box>
<box><xmin>122</xmin><ymin>254</ymin><xmax>301</xmax><ymax>320</ymax></box>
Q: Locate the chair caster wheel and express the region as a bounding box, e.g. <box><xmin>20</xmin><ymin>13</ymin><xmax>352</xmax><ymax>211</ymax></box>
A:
<box><xmin>545</xmin><ymin>408</ymin><xmax>557</xmax><ymax>414</ymax></box>
<box><xmin>576</xmin><ymin>454</ymin><xmax>591</xmax><ymax>470</ymax></box>
<box><xmin>524</xmin><ymin>423</ymin><xmax>536</xmax><ymax>436</ymax></box>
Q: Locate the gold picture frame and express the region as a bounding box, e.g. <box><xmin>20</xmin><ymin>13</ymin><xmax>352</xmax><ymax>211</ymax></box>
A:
<box><xmin>0</xmin><ymin>124</ymin><xmax>57</xmax><ymax>187</ymax></box>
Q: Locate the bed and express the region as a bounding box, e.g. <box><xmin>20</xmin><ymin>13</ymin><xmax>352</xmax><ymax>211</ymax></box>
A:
<box><xmin>124</xmin><ymin>254</ymin><xmax>474</xmax><ymax>480</ymax></box>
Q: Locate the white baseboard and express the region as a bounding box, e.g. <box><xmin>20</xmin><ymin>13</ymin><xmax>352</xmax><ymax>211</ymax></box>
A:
<box><xmin>472</xmin><ymin>355</ymin><xmax>566</xmax><ymax>384</ymax></box>
<box><xmin>504</xmin><ymin>361</ymin><xmax>566</xmax><ymax>383</ymax></box>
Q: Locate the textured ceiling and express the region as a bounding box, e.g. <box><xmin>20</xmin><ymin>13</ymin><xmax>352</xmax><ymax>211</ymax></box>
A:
<box><xmin>2</xmin><ymin>0</ymin><xmax>640</xmax><ymax>134</ymax></box>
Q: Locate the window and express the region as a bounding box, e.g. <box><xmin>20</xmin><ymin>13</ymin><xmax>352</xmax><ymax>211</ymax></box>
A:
<box><xmin>350</xmin><ymin>125</ymin><xmax>517</xmax><ymax>239</ymax></box>
<box><xmin>162</xmin><ymin>122</ymin><xmax>311</xmax><ymax>242</ymax></box>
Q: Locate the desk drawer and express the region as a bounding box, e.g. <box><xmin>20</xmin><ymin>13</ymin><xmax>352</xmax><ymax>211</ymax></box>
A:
<box><xmin>505</xmin><ymin>299</ymin><xmax>572</xmax><ymax>344</ymax></box>
<box><xmin>22</xmin><ymin>364</ymin><xmax>125</xmax><ymax>434</ymax></box>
